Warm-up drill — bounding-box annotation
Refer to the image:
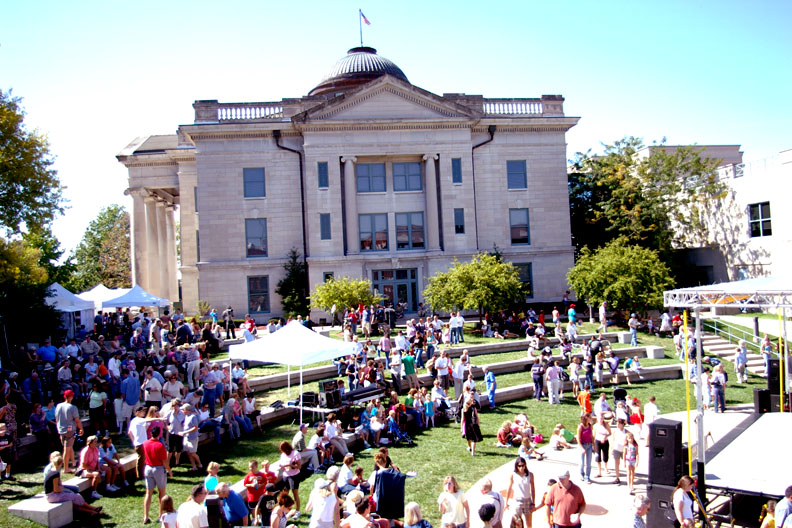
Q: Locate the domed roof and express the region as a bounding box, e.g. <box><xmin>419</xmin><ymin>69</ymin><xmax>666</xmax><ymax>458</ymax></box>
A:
<box><xmin>309</xmin><ymin>47</ymin><xmax>409</xmax><ymax>97</ymax></box>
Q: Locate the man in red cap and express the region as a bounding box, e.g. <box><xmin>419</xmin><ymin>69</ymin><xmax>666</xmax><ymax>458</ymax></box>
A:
<box><xmin>55</xmin><ymin>390</ymin><xmax>83</xmax><ymax>473</ymax></box>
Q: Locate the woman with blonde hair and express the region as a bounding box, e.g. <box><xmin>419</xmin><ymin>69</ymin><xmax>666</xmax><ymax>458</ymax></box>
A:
<box><xmin>673</xmin><ymin>475</ymin><xmax>696</xmax><ymax>528</ymax></box>
<box><xmin>306</xmin><ymin>471</ymin><xmax>340</xmax><ymax>528</ymax></box>
<box><xmin>438</xmin><ymin>476</ymin><xmax>469</xmax><ymax>528</ymax></box>
<box><xmin>44</xmin><ymin>452</ymin><xmax>103</xmax><ymax>516</ymax></box>
<box><xmin>78</xmin><ymin>435</ymin><xmax>106</xmax><ymax>499</ymax></box>
<box><xmin>405</xmin><ymin>501</ymin><xmax>432</xmax><ymax>528</ymax></box>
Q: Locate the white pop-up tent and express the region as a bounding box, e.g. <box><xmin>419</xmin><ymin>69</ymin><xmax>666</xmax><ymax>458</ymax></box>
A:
<box><xmin>102</xmin><ymin>284</ymin><xmax>170</xmax><ymax>308</ymax></box>
<box><xmin>77</xmin><ymin>284</ymin><xmax>130</xmax><ymax>311</ymax></box>
<box><xmin>229</xmin><ymin>321</ymin><xmax>356</xmax><ymax>422</ymax></box>
<box><xmin>46</xmin><ymin>283</ymin><xmax>96</xmax><ymax>338</ymax></box>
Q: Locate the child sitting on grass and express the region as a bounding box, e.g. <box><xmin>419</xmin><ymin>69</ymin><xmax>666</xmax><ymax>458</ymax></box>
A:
<box><xmin>517</xmin><ymin>436</ymin><xmax>545</xmax><ymax>461</ymax></box>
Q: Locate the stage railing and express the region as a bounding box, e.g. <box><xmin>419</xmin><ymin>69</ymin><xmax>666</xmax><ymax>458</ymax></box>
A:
<box><xmin>703</xmin><ymin>318</ymin><xmax>762</xmax><ymax>353</ymax></box>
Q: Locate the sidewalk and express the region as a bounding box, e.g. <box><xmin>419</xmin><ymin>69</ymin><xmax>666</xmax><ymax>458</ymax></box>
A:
<box><xmin>719</xmin><ymin>315</ymin><xmax>789</xmax><ymax>341</ymax></box>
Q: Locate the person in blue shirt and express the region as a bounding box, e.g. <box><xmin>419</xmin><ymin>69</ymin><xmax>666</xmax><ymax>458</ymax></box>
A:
<box><xmin>120</xmin><ymin>369</ymin><xmax>141</xmax><ymax>430</ymax></box>
<box><xmin>483</xmin><ymin>366</ymin><xmax>497</xmax><ymax>409</ymax></box>
<box><xmin>567</xmin><ymin>304</ymin><xmax>577</xmax><ymax>325</ymax></box>
<box><xmin>216</xmin><ymin>482</ymin><xmax>250</xmax><ymax>525</ymax></box>
<box><xmin>37</xmin><ymin>339</ymin><xmax>58</xmax><ymax>363</ymax></box>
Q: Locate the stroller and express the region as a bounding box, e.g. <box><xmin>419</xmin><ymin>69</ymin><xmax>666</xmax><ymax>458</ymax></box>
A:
<box><xmin>387</xmin><ymin>417</ymin><xmax>414</xmax><ymax>445</ymax></box>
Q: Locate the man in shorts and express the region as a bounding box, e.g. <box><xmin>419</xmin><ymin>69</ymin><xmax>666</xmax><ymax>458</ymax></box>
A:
<box><xmin>55</xmin><ymin>389</ymin><xmax>83</xmax><ymax>473</ymax></box>
<box><xmin>180</xmin><ymin>404</ymin><xmax>202</xmax><ymax>471</ymax></box>
<box><xmin>166</xmin><ymin>398</ymin><xmax>185</xmax><ymax>467</ymax></box>
<box><xmin>142</xmin><ymin>425</ymin><xmax>171</xmax><ymax>524</ymax></box>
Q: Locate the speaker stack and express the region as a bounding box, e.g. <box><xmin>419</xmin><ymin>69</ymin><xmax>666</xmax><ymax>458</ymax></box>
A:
<box><xmin>318</xmin><ymin>380</ymin><xmax>342</xmax><ymax>409</ymax></box>
<box><xmin>647</xmin><ymin>418</ymin><xmax>686</xmax><ymax>526</ymax></box>
<box><xmin>764</xmin><ymin>359</ymin><xmax>790</xmax><ymax>411</ymax></box>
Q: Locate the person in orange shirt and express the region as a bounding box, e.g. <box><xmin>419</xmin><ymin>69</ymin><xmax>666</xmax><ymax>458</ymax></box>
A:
<box><xmin>576</xmin><ymin>388</ymin><xmax>592</xmax><ymax>416</ymax></box>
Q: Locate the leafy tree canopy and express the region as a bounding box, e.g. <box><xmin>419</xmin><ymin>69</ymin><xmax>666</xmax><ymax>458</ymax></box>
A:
<box><xmin>70</xmin><ymin>204</ymin><xmax>131</xmax><ymax>291</ymax></box>
<box><xmin>423</xmin><ymin>253</ymin><xmax>525</xmax><ymax>320</ymax></box>
<box><xmin>275</xmin><ymin>248</ymin><xmax>310</xmax><ymax>318</ymax></box>
<box><xmin>310</xmin><ymin>276</ymin><xmax>383</xmax><ymax>313</ymax></box>
<box><xmin>0</xmin><ymin>89</ymin><xmax>64</xmax><ymax>235</ymax></box>
<box><xmin>566</xmin><ymin>238</ymin><xmax>674</xmax><ymax>311</ymax></box>
<box><xmin>569</xmin><ymin>136</ymin><xmax>725</xmax><ymax>257</ymax></box>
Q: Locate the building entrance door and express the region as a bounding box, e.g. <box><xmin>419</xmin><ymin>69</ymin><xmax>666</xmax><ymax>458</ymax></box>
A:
<box><xmin>373</xmin><ymin>269</ymin><xmax>418</xmax><ymax>312</ymax></box>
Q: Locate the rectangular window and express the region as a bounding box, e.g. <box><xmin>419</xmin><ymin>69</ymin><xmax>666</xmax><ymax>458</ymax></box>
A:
<box><xmin>318</xmin><ymin>162</ymin><xmax>329</xmax><ymax>189</ymax></box>
<box><xmin>509</xmin><ymin>208</ymin><xmax>530</xmax><ymax>245</ymax></box>
<box><xmin>245</xmin><ymin>218</ymin><xmax>268</xmax><ymax>257</ymax></box>
<box><xmin>748</xmin><ymin>202</ymin><xmax>771</xmax><ymax>237</ymax></box>
<box><xmin>393</xmin><ymin>162</ymin><xmax>422</xmax><ymax>191</ymax></box>
<box><xmin>451</xmin><ymin>158</ymin><xmax>462</xmax><ymax>184</ymax></box>
<box><xmin>247</xmin><ymin>276</ymin><xmax>270</xmax><ymax>313</ymax></box>
<box><xmin>507</xmin><ymin>160</ymin><xmax>527</xmax><ymax>189</ymax></box>
<box><xmin>396</xmin><ymin>212</ymin><xmax>425</xmax><ymax>250</ymax></box>
<box><xmin>194</xmin><ymin>186</ymin><xmax>199</xmax><ymax>212</ymax></box>
<box><xmin>320</xmin><ymin>213</ymin><xmax>331</xmax><ymax>240</ymax></box>
<box><xmin>356</xmin><ymin>163</ymin><xmax>386</xmax><ymax>193</ymax></box>
<box><xmin>454</xmin><ymin>208</ymin><xmax>465</xmax><ymax>234</ymax></box>
<box><xmin>359</xmin><ymin>214</ymin><xmax>388</xmax><ymax>251</ymax></box>
<box><xmin>195</xmin><ymin>230</ymin><xmax>200</xmax><ymax>262</ymax></box>
<box><xmin>323</xmin><ymin>272</ymin><xmax>334</xmax><ymax>282</ymax></box>
<box><xmin>514</xmin><ymin>263</ymin><xmax>534</xmax><ymax>298</ymax></box>
<box><xmin>243</xmin><ymin>168</ymin><xmax>266</xmax><ymax>197</ymax></box>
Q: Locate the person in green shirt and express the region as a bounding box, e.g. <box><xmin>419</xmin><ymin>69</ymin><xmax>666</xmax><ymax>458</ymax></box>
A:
<box><xmin>402</xmin><ymin>351</ymin><xmax>418</xmax><ymax>390</ymax></box>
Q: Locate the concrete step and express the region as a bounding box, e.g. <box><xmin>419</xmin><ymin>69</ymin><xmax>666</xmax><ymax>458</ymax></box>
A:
<box><xmin>704</xmin><ymin>344</ymin><xmax>737</xmax><ymax>352</ymax></box>
<box><xmin>9</xmin><ymin>497</ymin><xmax>73</xmax><ymax>528</ymax></box>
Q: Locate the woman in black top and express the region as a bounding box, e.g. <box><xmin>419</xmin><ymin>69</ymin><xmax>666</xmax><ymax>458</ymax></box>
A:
<box><xmin>44</xmin><ymin>453</ymin><xmax>102</xmax><ymax>516</ymax></box>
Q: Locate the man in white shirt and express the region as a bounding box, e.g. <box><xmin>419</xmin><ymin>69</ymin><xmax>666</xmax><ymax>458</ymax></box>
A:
<box><xmin>452</xmin><ymin>355</ymin><xmax>468</xmax><ymax>398</ymax></box>
<box><xmin>128</xmin><ymin>406</ymin><xmax>149</xmax><ymax>478</ymax></box>
<box><xmin>177</xmin><ymin>484</ymin><xmax>209</xmax><ymax>528</ymax></box>
<box><xmin>65</xmin><ymin>339</ymin><xmax>81</xmax><ymax>360</ymax></box>
<box><xmin>456</xmin><ymin>313</ymin><xmax>465</xmax><ymax>343</ymax></box>
<box><xmin>394</xmin><ymin>331</ymin><xmax>409</xmax><ymax>353</ymax></box>
<box><xmin>449</xmin><ymin>312</ymin><xmax>460</xmax><ymax>345</ymax></box>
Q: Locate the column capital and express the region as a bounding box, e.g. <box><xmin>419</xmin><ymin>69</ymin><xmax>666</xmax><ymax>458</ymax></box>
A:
<box><xmin>422</xmin><ymin>154</ymin><xmax>439</xmax><ymax>162</ymax></box>
<box><xmin>341</xmin><ymin>156</ymin><xmax>358</xmax><ymax>164</ymax></box>
<box><xmin>126</xmin><ymin>187</ymin><xmax>150</xmax><ymax>198</ymax></box>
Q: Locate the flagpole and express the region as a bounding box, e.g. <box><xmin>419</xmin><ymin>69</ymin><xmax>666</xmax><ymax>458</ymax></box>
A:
<box><xmin>359</xmin><ymin>9</ymin><xmax>363</xmax><ymax>47</ymax></box>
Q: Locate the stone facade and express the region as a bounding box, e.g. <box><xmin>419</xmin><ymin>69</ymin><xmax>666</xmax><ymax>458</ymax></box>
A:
<box><xmin>117</xmin><ymin>48</ymin><xmax>578</xmax><ymax>321</ymax></box>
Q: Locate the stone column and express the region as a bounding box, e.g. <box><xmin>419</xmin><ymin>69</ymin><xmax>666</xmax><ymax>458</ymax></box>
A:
<box><xmin>164</xmin><ymin>205</ymin><xmax>178</xmax><ymax>305</ymax></box>
<box><xmin>156</xmin><ymin>200</ymin><xmax>168</xmax><ymax>300</ymax></box>
<box><xmin>342</xmin><ymin>156</ymin><xmax>358</xmax><ymax>255</ymax></box>
<box><xmin>128</xmin><ymin>189</ymin><xmax>148</xmax><ymax>287</ymax></box>
<box><xmin>144</xmin><ymin>195</ymin><xmax>161</xmax><ymax>295</ymax></box>
<box><xmin>423</xmin><ymin>154</ymin><xmax>440</xmax><ymax>250</ymax></box>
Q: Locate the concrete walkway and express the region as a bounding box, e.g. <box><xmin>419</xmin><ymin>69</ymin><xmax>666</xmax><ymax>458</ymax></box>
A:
<box><xmin>719</xmin><ymin>315</ymin><xmax>789</xmax><ymax>341</ymax></box>
<box><xmin>465</xmin><ymin>408</ymin><xmax>755</xmax><ymax>528</ymax></box>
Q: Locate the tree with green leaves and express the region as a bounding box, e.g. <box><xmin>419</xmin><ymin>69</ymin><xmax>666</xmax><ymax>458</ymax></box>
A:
<box><xmin>566</xmin><ymin>238</ymin><xmax>674</xmax><ymax>311</ymax></box>
<box><xmin>310</xmin><ymin>276</ymin><xmax>383</xmax><ymax>314</ymax></box>
<box><xmin>423</xmin><ymin>253</ymin><xmax>525</xmax><ymax>322</ymax></box>
<box><xmin>275</xmin><ymin>248</ymin><xmax>310</xmax><ymax>318</ymax></box>
<box><xmin>70</xmin><ymin>204</ymin><xmax>131</xmax><ymax>291</ymax></box>
<box><xmin>23</xmin><ymin>227</ymin><xmax>75</xmax><ymax>286</ymax></box>
<box><xmin>568</xmin><ymin>136</ymin><xmax>725</xmax><ymax>258</ymax></box>
<box><xmin>0</xmin><ymin>89</ymin><xmax>64</xmax><ymax>235</ymax></box>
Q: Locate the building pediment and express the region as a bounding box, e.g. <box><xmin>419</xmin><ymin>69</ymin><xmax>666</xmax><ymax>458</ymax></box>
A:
<box><xmin>293</xmin><ymin>75</ymin><xmax>480</xmax><ymax>124</ymax></box>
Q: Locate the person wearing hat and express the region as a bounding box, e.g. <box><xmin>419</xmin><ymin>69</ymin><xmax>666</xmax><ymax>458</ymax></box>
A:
<box><xmin>306</xmin><ymin>473</ymin><xmax>338</xmax><ymax>528</ymax></box>
<box><xmin>180</xmin><ymin>404</ymin><xmax>203</xmax><ymax>471</ymax></box>
<box><xmin>567</xmin><ymin>303</ymin><xmax>577</xmax><ymax>325</ymax></box>
<box><xmin>544</xmin><ymin>470</ymin><xmax>586</xmax><ymax>528</ymax></box>
<box><xmin>293</xmin><ymin>423</ymin><xmax>321</xmax><ymax>471</ymax></box>
<box><xmin>55</xmin><ymin>390</ymin><xmax>83</xmax><ymax>473</ymax></box>
<box><xmin>628</xmin><ymin>313</ymin><xmax>640</xmax><ymax>347</ymax></box>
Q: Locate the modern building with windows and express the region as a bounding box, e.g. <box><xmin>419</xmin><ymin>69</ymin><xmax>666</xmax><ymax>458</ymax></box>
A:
<box><xmin>117</xmin><ymin>46</ymin><xmax>579</xmax><ymax>320</ymax></box>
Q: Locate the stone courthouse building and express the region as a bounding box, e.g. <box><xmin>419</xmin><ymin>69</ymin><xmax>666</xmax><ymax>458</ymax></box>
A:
<box><xmin>117</xmin><ymin>47</ymin><xmax>579</xmax><ymax>320</ymax></box>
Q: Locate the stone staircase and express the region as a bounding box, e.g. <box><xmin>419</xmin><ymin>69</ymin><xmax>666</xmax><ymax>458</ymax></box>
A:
<box><xmin>701</xmin><ymin>332</ymin><xmax>766</xmax><ymax>376</ymax></box>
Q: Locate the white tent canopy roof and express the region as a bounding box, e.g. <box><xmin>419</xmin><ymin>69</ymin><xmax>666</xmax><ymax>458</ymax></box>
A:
<box><xmin>229</xmin><ymin>321</ymin><xmax>356</xmax><ymax>366</ymax></box>
<box><xmin>102</xmin><ymin>284</ymin><xmax>170</xmax><ymax>308</ymax></box>
<box><xmin>664</xmin><ymin>275</ymin><xmax>792</xmax><ymax>309</ymax></box>
<box><xmin>77</xmin><ymin>284</ymin><xmax>131</xmax><ymax>310</ymax></box>
<box><xmin>46</xmin><ymin>283</ymin><xmax>95</xmax><ymax>313</ymax></box>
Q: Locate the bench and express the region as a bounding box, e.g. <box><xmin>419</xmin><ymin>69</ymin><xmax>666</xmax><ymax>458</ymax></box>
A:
<box><xmin>9</xmin><ymin>495</ymin><xmax>73</xmax><ymax>528</ymax></box>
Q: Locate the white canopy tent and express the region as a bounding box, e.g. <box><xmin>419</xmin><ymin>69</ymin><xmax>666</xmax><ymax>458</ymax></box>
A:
<box><xmin>229</xmin><ymin>321</ymin><xmax>356</xmax><ymax>422</ymax></box>
<box><xmin>46</xmin><ymin>283</ymin><xmax>96</xmax><ymax>338</ymax></box>
<box><xmin>77</xmin><ymin>284</ymin><xmax>130</xmax><ymax>311</ymax></box>
<box><xmin>663</xmin><ymin>275</ymin><xmax>791</xmax><ymax>484</ymax></box>
<box><xmin>102</xmin><ymin>284</ymin><xmax>170</xmax><ymax>308</ymax></box>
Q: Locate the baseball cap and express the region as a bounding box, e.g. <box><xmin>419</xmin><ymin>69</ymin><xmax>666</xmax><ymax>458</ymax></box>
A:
<box><xmin>557</xmin><ymin>470</ymin><xmax>570</xmax><ymax>479</ymax></box>
<box><xmin>63</xmin><ymin>389</ymin><xmax>75</xmax><ymax>398</ymax></box>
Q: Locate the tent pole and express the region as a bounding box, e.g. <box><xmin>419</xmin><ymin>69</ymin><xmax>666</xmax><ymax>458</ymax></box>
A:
<box><xmin>695</xmin><ymin>307</ymin><xmax>705</xmax><ymax>465</ymax></box>
<box><xmin>287</xmin><ymin>365</ymin><xmax>291</xmax><ymax>399</ymax></box>
<box><xmin>300</xmin><ymin>365</ymin><xmax>304</xmax><ymax>425</ymax></box>
<box><xmin>683</xmin><ymin>311</ymin><xmax>692</xmax><ymax>476</ymax></box>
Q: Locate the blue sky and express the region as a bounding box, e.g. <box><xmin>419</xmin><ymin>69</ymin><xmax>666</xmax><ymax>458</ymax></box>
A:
<box><xmin>2</xmin><ymin>0</ymin><xmax>790</xmax><ymax>253</ymax></box>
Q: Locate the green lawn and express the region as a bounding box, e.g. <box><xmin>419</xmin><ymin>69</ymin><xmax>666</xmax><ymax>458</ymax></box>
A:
<box><xmin>3</xmin><ymin>326</ymin><xmax>759</xmax><ymax>528</ymax></box>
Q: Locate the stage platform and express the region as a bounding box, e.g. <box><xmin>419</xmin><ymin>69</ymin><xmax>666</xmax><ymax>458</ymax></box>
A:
<box><xmin>704</xmin><ymin>412</ymin><xmax>792</xmax><ymax>498</ymax></box>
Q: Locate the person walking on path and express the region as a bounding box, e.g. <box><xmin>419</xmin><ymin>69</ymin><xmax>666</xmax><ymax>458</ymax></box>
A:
<box><xmin>483</xmin><ymin>366</ymin><xmax>497</xmax><ymax>409</ymax></box>
<box><xmin>597</xmin><ymin>301</ymin><xmax>608</xmax><ymax>333</ymax></box>
<box><xmin>576</xmin><ymin>413</ymin><xmax>594</xmax><ymax>484</ymax></box>
<box><xmin>506</xmin><ymin>457</ymin><xmax>535</xmax><ymax>528</ymax></box>
<box><xmin>461</xmin><ymin>395</ymin><xmax>483</xmax><ymax>456</ymax></box>
<box><xmin>142</xmin><ymin>425</ymin><xmax>172</xmax><ymax>524</ymax></box>
<box><xmin>222</xmin><ymin>306</ymin><xmax>236</xmax><ymax>340</ymax></box>
<box><xmin>628</xmin><ymin>313</ymin><xmax>640</xmax><ymax>347</ymax></box>
<box><xmin>546</xmin><ymin>361</ymin><xmax>562</xmax><ymax>405</ymax></box>
<box><xmin>545</xmin><ymin>470</ymin><xmax>586</xmax><ymax>528</ymax></box>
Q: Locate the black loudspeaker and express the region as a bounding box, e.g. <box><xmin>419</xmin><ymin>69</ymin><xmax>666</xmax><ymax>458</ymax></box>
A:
<box><xmin>754</xmin><ymin>387</ymin><xmax>771</xmax><ymax>413</ymax></box>
<box><xmin>320</xmin><ymin>389</ymin><xmax>342</xmax><ymax>409</ymax></box>
<box><xmin>646</xmin><ymin>484</ymin><xmax>678</xmax><ymax>526</ymax></box>
<box><xmin>770</xmin><ymin>392</ymin><xmax>790</xmax><ymax>412</ymax></box>
<box><xmin>648</xmin><ymin>418</ymin><xmax>683</xmax><ymax>486</ymax></box>
<box><xmin>767</xmin><ymin>358</ymin><xmax>780</xmax><ymax>390</ymax></box>
<box><xmin>300</xmin><ymin>392</ymin><xmax>318</xmax><ymax>406</ymax></box>
<box><xmin>319</xmin><ymin>379</ymin><xmax>338</xmax><ymax>392</ymax></box>
<box><xmin>206</xmin><ymin>495</ymin><xmax>229</xmax><ymax>528</ymax></box>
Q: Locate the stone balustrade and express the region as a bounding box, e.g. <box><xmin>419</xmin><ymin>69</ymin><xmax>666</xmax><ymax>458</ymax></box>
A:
<box><xmin>482</xmin><ymin>99</ymin><xmax>544</xmax><ymax>115</ymax></box>
<box><xmin>193</xmin><ymin>99</ymin><xmax>284</xmax><ymax>123</ymax></box>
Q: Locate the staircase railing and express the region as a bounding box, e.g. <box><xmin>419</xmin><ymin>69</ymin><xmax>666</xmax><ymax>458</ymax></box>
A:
<box><xmin>702</xmin><ymin>318</ymin><xmax>761</xmax><ymax>353</ymax></box>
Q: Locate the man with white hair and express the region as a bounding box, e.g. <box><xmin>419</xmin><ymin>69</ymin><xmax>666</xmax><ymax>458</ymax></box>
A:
<box><xmin>469</xmin><ymin>478</ymin><xmax>504</xmax><ymax>528</ymax></box>
<box><xmin>632</xmin><ymin>493</ymin><xmax>650</xmax><ymax>528</ymax></box>
<box><xmin>215</xmin><ymin>482</ymin><xmax>250</xmax><ymax>526</ymax></box>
